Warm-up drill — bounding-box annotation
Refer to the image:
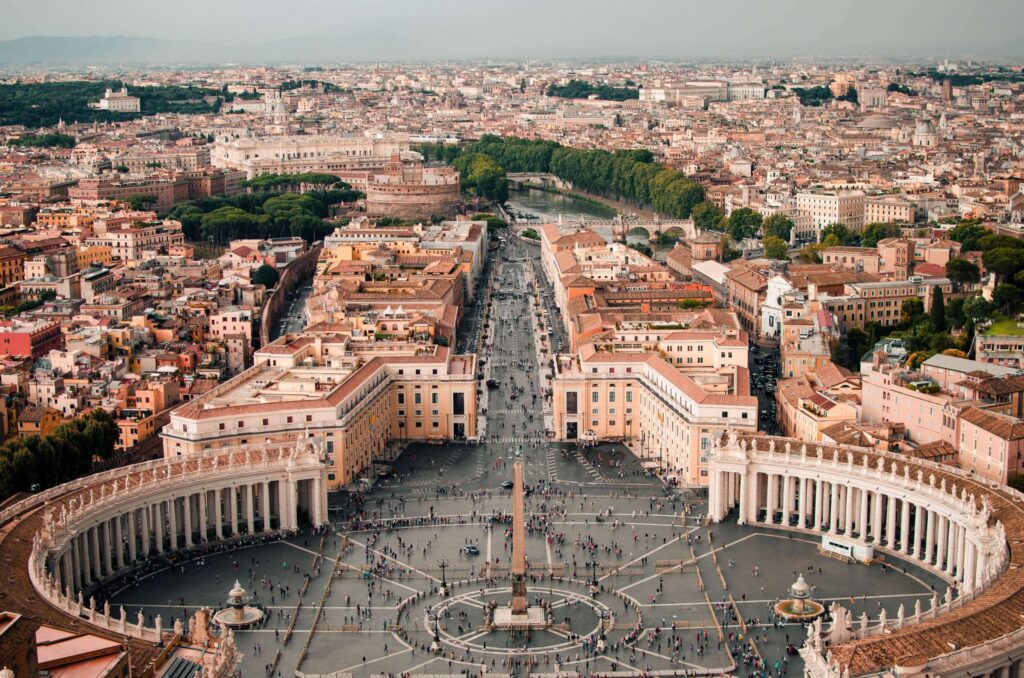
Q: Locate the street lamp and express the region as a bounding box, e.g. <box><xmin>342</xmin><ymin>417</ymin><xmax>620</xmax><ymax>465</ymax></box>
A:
<box><xmin>429</xmin><ymin>610</ymin><xmax>442</xmax><ymax>654</ymax></box>
<box><xmin>588</xmin><ymin>558</ymin><xmax>600</xmax><ymax>595</ymax></box>
<box><xmin>437</xmin><ymin>557</ymin><xmax>450</xmax><ymax>596</ymax></box>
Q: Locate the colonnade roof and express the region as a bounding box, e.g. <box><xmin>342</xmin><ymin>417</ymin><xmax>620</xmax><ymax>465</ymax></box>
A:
<box><xmin>736</xmin><ymin>433</ymin><xmax>1024</xmax><ymax>675</ymax></box>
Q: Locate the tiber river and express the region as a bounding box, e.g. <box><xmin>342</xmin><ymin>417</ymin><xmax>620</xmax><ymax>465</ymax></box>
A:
<box><xmin>505</xmin><ymin>187</ymin><xmax>674</xmax><ymax>260</ymax></box>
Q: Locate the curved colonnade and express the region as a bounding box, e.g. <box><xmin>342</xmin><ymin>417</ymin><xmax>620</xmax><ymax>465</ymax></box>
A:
<box><xmin>13</xmin><ymin>438</ymin><xmax>328</xmax><ymax>649</ymax></box>
<box><xmin>708</xmin><ymin>432</ymin><xmax>1024</xmax><ymax>678</ymax></box>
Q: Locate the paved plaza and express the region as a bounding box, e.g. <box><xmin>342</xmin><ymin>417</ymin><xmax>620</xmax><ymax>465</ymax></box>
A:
<box><xmin>107</xmin><ymin>240</ymin><xmax>945</xmax><ymax>677</ymax></box>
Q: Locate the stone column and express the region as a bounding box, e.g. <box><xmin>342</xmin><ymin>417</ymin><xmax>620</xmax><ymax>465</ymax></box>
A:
<box><xmin>246</xmin><ymin>485</ymin><xmax>255</xmax><ymax>534</ymax></box>
<box><xmin>829</xmin><ymin>482</ymin><xmax>840</xmax><ymax>533</ymax></box>
<box><xmin>154</xmin><ymin>503</ymin><xmax>164</xmax><ymax>554</ymax></box>
<box><xmin>885</xmin><ymin>494</ymin><xmax>897</xmax><ymax>547</ymax></box>
<box><xmin>871</xmin><ymin>491</ymin><xmax>883</xmax><ymax>542</ymax></box>
<box><xmin>914</xmin><ymin>504</ymin><xmax>925</xmax><ymax>558</ymax></box>
<box><xmin>924</xmin><ymin>510</ymin><xmax>936</xmax><ymax>565</ymax></box>
<box><xmin>844</xmin><ymin>485</ymin><xmax>854</xmax><ymax>534</ymax></box>
<box><xmin>313</xmin><ymin>477</ymin><xmax>325</xmax><ymax>527</ymax></box>
<box><xmin>814</xmin><ymin>480</ymin><xmax>824</xmax><ymax>530</ymax></box>
<box><xmin>857</xmin><ymin>488</ymin><xmax>869</xmax><ymax>539</ymax></box>
<box><xmin>229</xmin><ymin>486</ymin><xmax>239</xmax><ymax>535</ymax></box>
<box><xmin>945</xmin><ymin>520</ymin><xmax>958</xmax><ymax>576</ymax></box>
<box><xmin>127</xmin><ymin>509</ymin><xmax>137</xmax><ymax>563</ymax></box>
<box><xmin>956</xmin><ymin>525</ymin><xmax>967</xmax><ymax>580</ymax></box>
<box><xmin>60</xmin><ymin>552</ymin><xmax>71</xmax><ymax>593</ymax></box>
<box><xmin>900</xmin><ymin>500</ymin><xmax>911</xmax><ymax>555</ymax></box>
<box><xmin>142</xmin><ymin>503</ymin><xmax>152</xmax><ymax>556</ymax></box>
<box><xmin>100</xmin><ymin>521</ymin><xmax>112</xmax><ymax>575</ymax></box>
<box><xmin>964</xmin><ymin>539</ymin><xmax>977</xmax><ymax>590</ymax></box>
<box><xmin>262</xmin><ymin>480</ymin><xmax>272</xmax><ymax>532</ymax></box>
<box><xmin>766</xmin><ymin>473</ymin><xmax>777</xmax><ymax>525</ymax></box>
<box><xmin>726</xmin><ymin>472</ymin><xmax>735</xmax><ymax>511</ymax></box>
<box><xmin>113</xmin><ymin>515</ymin><xmax>123</xmax><ymax>571</ymax></box>
<box><xmin>71</xmin><ymin>534</ymin><xmax>82</xmax><ymax>591</ymax></box>
<box><xmin>198</xmin><ymin>489</ymin><xmax>208</xmax><ymax>542</ymax></box>
<box><xmin>737</xmin><ymin>473</ymin><xmax>748</xmax><ymax>526</ymax></box>
<box><xmin>708</xmin><ymin>471</ymin><xmax>720</xmax><ymax>522</ymax></box>
<box><xmin>781</xmin><ymin>475</ymin><xmax>792</xmax><ymax>527</ymax></box>
<box><xmin>183</xmin><ymin>493</ymin><xmax>194</xmax><ymax>548</ymax></box>
<box><xmin>89</xmin><ymin>526</ymin><xmax>101</xmax><ymax>580</ymax></box>
<box><xmin>168</xmin><ymin>497</ymin><xmax>178</xmax><ymax>552</ymax></box>
<box><xmin>215</xmin><ymin>488</ymin><xmax>224</xmax><ymax>539</ymax></box>
<box><xmin>935</xmin><ymin>515</ymin><xmax>948</xmax><ymax>570</ymax></box>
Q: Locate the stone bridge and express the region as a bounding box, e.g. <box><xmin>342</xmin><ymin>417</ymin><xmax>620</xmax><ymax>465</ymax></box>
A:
<box><xmin>506</xmin><ymin>173</ymin><xmax>573</xmax><ymax>191</ymax></box>
<box><xmin>553</xmin><ymin>216</ymin><xmax>695</xmax><ymax>241</ymax></box>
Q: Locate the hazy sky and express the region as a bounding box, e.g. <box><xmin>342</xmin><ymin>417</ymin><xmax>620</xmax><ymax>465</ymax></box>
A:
<box><xmin>2</xmin><ymin>0</ymin><xmax>1023</xmax><ymax>59</ymax></box>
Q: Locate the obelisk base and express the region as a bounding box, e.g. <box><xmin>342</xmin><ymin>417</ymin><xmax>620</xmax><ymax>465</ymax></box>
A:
<box><xmin>511</xmin><ymin>578</ymin><xmax>528</xmax><ymax>615</ymax></box>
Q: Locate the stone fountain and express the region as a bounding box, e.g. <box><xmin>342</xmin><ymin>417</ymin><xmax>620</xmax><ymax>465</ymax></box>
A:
<box><xmin>774</xmin><ymin>574</ymin><xmax>825</xmax><ymax>621</ymax></box>
<box><xmin>213</xmin><ymin>580</ymin><xmax>264</xmax><ymax>629</ymax></box>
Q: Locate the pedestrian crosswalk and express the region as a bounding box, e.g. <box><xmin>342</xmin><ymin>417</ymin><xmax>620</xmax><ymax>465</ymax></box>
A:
<box><xmin>484</xmin><ymin>436</ymin><xmax>547</xmax><ymax>444</ymax></box>
<box><xmin>488</xmin><ymin>409</ymin><xmax>542</xmax><ymax>415</ymax></box>
<box><xmin>574</xmin><ymin>450</ymin><xmax>607</xmax><ymax>483</ymax></box>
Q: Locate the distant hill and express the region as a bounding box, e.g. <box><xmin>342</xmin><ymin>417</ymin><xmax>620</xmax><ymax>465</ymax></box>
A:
<box><xmin>0</xmin><ymin>34</ymin><xmax>1022</xmax><ymax>65</ymax></box>
<box><xmin>0</xmin><ymin>35</ymin><xmax>380</xmax><ymax>65</ymax></box>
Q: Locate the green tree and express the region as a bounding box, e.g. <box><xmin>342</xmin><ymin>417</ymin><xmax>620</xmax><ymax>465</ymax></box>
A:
<box><xmin>901</xmin><ymin>297</ymin><xmax>925</xmax><ymax>324</ymax></box>
<box><xmin>820</xmin><ymin>223</ymin><xmax>855</xmax><ymax>245</ymax></box>
<box><xmin>930</xmin><ymin>286</ymin><xmax>946</xmax><ymax>331</ymax></box>
<box><xmin>945</xmin><ymin>258</ymin><xmax>981</xmax><ymax>285</ymax></box>
<box><xmin>946</xmin><ymin>297</ymin><xmax>966</xmax><ymax>328</ymax></box>
<box><xmin>993</xmin><ymin>284</ymin><xmax>1024</xmax><ymax>314</ymax></box>
<box><xmin>677</xmin><ymin>299</ymin><xmax>707</xmax><ymax>310</ymax></box>
<box><xmin>800</xmin><ymin>241</ymin><xmax>827</xmax><ymax>263</ymax></box>
<box><xmin>726</xmin><ymin>208</ymin><xmax>762</xmax><ymax>241</ymax></box>
<box><xmin>963</xmin><ymin>296</ymin><xmax>995</xmax><ymax>320</ymax></box>
<box><xmin>126</xmin><ymin>194</ymin><xmax>158</xmax><ymax>210</ymax></box>
<box><xmin>982</xmin><ymin>247</ymin><xmax>1024</xmax><ymax>281</ymax></box>
<box><xmin>947</xmin><ymin>220</ymin><xmax>988</xmax><ymax>251</ymax></box>
<box><xmin>763</xmin><ymin>236</ymin><xmax>789</xmax><ymax>260</ymax></box>
<box><xmin>762</xmin><ymin>214</ymin><xmax>794</xmax><ymax>241</ymax></box>
<box><xmin>692</xmin><ymin>201</ymin><xmax>725</xmax><ymax>232</ymax></box>
<box><xmin>628</xmin><ymin>242</ymin><xmax>653</xmax><ymax>257</ymax></box>
<box><xmin>252</xmin><ymin>264</ymin><xmax>280</xmax><ymax>288</ymax></box>
<box><xmin>861</xmin><ymin>222</ymin><xmax>903</xmax><ymax>248</ymax></box>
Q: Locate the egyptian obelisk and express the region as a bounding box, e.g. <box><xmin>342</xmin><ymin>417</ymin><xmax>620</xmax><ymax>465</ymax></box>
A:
<box><xmin>510</xmin><ymin>452</ymin><xmax>528</xmax><ymax>615</ymax></box>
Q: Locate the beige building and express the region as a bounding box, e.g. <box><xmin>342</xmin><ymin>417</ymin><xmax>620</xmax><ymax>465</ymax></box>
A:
<box><xmin>864</xmin><ymin>196</ymin><xmax>917</xmax><ymax>224</ymax></box>
<box><xmin>163</xmin><ymin>333</ymin><xmax>477</xmax><ymax>488</ymax></box>
<box><xmin>212</xmin><ymin>133</ymin><xmax>411</xmax><ymax>178</ymax></box>
<box><xmin>795</xmin><ymin>191</ymin><xmax>865</xmax><ymax>237</ymax></box>
<box><xmin>551</xmin><ymin>340</ymin><xmax>757</xmax><ymax>486</ymax></box>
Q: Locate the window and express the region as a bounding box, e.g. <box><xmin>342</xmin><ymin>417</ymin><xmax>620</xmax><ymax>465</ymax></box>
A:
<box><xmin>431</xmin><ymin>393</ymin><xmax>438</xmax><ymax>405</ymax></box>
<box><xmin>609</xmin><ymin>391</ymin><xmax>616</xmax><ymax>403</ymax></box>
<box><xmin>592</xmin><ymin>391</ymin><xmax>599</xmax><ymax>403</ymax></box>
<box><xmin>287</xmin><ymin>416</ymin><xmax>293</xmax><ymax>423</ymax></box>
<box><xmin>219</xmin><ymin>423</ymin><xmax>225</xmax><ymax>430</ymax></box>
<box><xmin>432</xmin><ymin>421</ymin><xmax>439</xmax><ymax>428</ymax></box>
<box><xmin>398</xmin><ymin>392</ymin><xmax>405</xmax><ymax>405</ymax></box>
<box><xmin>453</xmin><ymin>392</ymin><xmax>465</xmax><ymax>416</ymax></box>
<box><xmin>306</xmin><ymin>415</ymin><xmax>313</xmax><ymax>422</ymax></box>
<box><xmin>566</xmin><ymin>392</ymin><xmax>578</xmax><ymax>415</ymax></box>
<box><xmin>262</xmin><ymin>418</ymin><xmax>269</xmax><ymax>426</ymax></box>
<box><xmin>414</xmin><ymin>393</ymin><xmax>422</xmax><ymax>405</ymax></box>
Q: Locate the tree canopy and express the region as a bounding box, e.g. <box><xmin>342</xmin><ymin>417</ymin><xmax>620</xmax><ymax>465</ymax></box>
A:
<box><xmin>252</xmin><ymin>264</ymin><xmax>280</xmax><ymax>288</ymax></box>
<box><xmin>546</xmin><ymin>79</ymin><xmax>639</xmax><ymax>101</ymax></box>
<box><xmin>861</xmin><ymin>222</ymin><xmax>903</xmax><ymax>248</ymax></box>
<box><xmin>762</xmin><ymin>214</ymin><xmax>794</xmax><ymax>241</ymax></box>
<box><xmin>0</xmin><ymin>410</ymin><xmax>119</xmax><ymax>502</ymax></box>
<box><xmin>726</xmin><ymin>208</ymin><xmax>762</xmax><ymax>241</ymax></box>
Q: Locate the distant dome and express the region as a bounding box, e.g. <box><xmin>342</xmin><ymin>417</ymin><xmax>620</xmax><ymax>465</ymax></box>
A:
<box><xmin>857</xmin><ymin>114</ymin><xmax>897</xmax><ymax>130</ymax></box>
<box><xmin>915</xmin><ymin>119</ymin><xmax>936</xmax><ymax>135</ymax></box>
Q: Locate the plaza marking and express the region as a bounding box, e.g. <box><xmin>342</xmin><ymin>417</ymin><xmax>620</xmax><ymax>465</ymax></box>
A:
<box><xmin>347</xmin><ymin>536</ymin><xmax>441</xmax><ymax>583</ymax></box>
<box><xmin>600</xmin><ymin>535</ymin><xmax>686</xmax><ymax>584</ymax></box>
<box><xmin>337</xmin><ymin>647</ymin><xmax>413</xmax><ymax>673</ymax></box>
<box><xmin>281</xmin><ymin>540</ymin><xmax>338</xmax><ymax>564</ymax></box>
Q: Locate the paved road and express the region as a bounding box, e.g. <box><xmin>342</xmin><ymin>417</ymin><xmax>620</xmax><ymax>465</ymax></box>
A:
<box><xmin>270</xmin><ymin>278</ymin><xmax>313</xmax><ymax>340</ymax></box>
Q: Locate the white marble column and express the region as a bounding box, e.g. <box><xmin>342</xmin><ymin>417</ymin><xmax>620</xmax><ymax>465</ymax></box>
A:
<box><xmin>935</xmin><ymin>515</ymin><xmax>948</xmax><ymax>570</ymax></box>
<box><xmin>229</xmin><ymin>486</ymin><xmax>239</xmax><ymax>535</ymax></box>
<box><xmin>766</xmin><ymin>473</ymin><xmax>777</xmax><ymax>524</ymax></box>
<box><xmin>737</xmin><ymin>473</ymin><xmax>748</xmax><ymax>525</ymax></box>
<box><xmin>313</xmin><ymin>477</ymin><xmax>325</xmax><ymax>527</ymax></box>
<box><xmin>245</xmin><ymin>485</ymin><xmax>255</xmax><ymax>534</ymax></box>
<box><xmin>71</xmin><ymin>534</ymin><xmax>82</xmax><ymax>591</ymax></box>
<box><xmin>914</xmin><ymin>504</ymin><xmax>925</xmax><ymax>558</ymax></box>
<box><xmin>885</xmin><ymin>494</ymin><xmax>897</xmax><ymax>547</ymax></box>
<box><xmin>964</xmin><ymin>539</ymin><xmax>977</xmax><ymax>590</ymax></box>
<box><xmin>127</xmin><ymin>509</ymin><xmax>137</xmax><ymax>562</ymax></box>
<box><xmin>844</xmin><ymin>485</ymin><xmax>854</xmax><ymax>534</ymax></box>
<box><xmin>262</xmin><ymin>480</ymin><xmax>272</xmax><ymax>532</ymax></box>
<box><xmin>183</xmin><ymin>493</ymin><xmax>194</xmax><ymax>548</ymax></box>
<box><xmin>871</xmin><ymin>491</ymin><xmax>883</xmax><ymax>542</ymax></box>
<box><xmin>154</xmin><ymin>503</ymin><xmax>164</xmax><ymax>554</ymax></box>
<box><xmin>100</xmin><ymin>521</ymin><xmax>112</xmax><ymax>576</ymax></box>
<box><xmin>924</xmin><ymin>510</ymin><xmax>936</xmax><ymax>564</ymax></box>
<box><xmin>945</xmin><ymin>520</ymin><xmax>958</xmax><ymax>576</ymax></box>
<box><xmin>857</xmin><ymin>488</ymin><xmax>869</xmax><ymax>538</ymax></box>
<box><xmin>113</xmin><ymin>515</ymin><xmax>123</xmax><ymax>570</ymax></box>
<box><xmin>814</xmin><ymin>480</ymin><xmax>824</xmax><ymax>530</ymax></box>
<box><xmin>900</xmin><ymin>500</ymin><xmax>911</xmax><ymax>554</ymax></box>
<box><xmin>215</xmin><ymin>488</ymin><xmax>224</xmax><ymax>539</ymax></box>
<box><xmin>198</xmin><ymin>491</ymin><xmax>208</xmax><ymax>544</ymax></box>
<box><xmin>89</xmin><ymin>526</ymin><xmax>101</xmax><ymax>580</ymax></box>
<box><xmin>956</xmin><ymin>525</ymin><xmax>967</xmax><ymax>580</ymax></box>
<box><xmin>781</xmin><ymin>475</ymin><xmax>792</xmax><ymax>526</ymax></box>
<box><xmin>708</xmin><ymin>471</ymin><xmax>720</xmax><ymax>522</ymax></box>
<box><xmin>829</xmin><ymin>482</ymin><xmax>839</xmax><ymax>533</ymax></box>
<box><xmin>168</xmin><ymin>497</ymin><xmax>179</xmax><ymax>552</ymax></box>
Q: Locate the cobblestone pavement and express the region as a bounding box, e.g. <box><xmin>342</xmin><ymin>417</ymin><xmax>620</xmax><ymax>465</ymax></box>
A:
<box><xmin>108</xmin><ymin>239</ymin><xmax>945</xmax><ymax>677</ymax></box>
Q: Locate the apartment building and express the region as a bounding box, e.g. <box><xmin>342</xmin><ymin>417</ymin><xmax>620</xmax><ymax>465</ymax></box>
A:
<box><xmin>795</xmin><ymin>191</ymin><xmax>866</xmax><ymax>237</ymax></box>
